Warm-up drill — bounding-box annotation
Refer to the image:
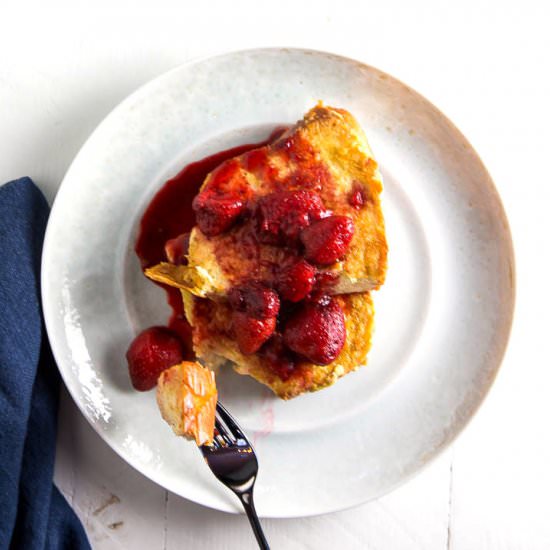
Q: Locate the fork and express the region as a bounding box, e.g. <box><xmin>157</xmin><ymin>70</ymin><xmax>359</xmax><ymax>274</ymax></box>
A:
<box><xmin>200</xmin><ymin>402</ymin><xmax>270</xmax><ymax>550</ymax></box>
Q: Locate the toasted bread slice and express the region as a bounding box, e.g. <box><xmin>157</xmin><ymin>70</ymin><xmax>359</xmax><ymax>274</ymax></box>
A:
<box><xmin>156</xmin><ymin>361</ymin><xmax>217</xmax><ymax>445</ymax></box>
<box><xmin>181</xmin><ymin>290</ymin><xmax>374</xmax><ymax>399</ymax></box>
<box><xmin>146</xmin><ymin>104</ymin><xmax>387</xmax><ymax>298</ymax></box>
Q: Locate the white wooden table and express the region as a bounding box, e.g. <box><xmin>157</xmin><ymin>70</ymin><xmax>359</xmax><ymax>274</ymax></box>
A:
<box><xmin>2</xmin><ymin>1</ymin><xmax>549</xmax><ymax>547</ymax></box>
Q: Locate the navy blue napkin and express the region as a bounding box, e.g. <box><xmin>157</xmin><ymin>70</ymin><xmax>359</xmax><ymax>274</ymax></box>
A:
<box><xmin>0</xmin><ymin>178</ymin><xmax>90</xmax><ymax>549</ymax></box>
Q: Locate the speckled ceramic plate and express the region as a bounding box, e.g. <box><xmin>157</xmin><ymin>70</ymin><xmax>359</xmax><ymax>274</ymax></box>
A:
<box><xmin>41</xmin><ymin>48</ymin><xmax>514</xmax><ymax>517</ymax></box>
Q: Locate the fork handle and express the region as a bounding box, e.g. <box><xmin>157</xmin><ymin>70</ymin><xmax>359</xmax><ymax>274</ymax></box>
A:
<box><xmin>238</xmin><ymin>490</ymin><xmax>270</xmax><ymax>550</ymax></box>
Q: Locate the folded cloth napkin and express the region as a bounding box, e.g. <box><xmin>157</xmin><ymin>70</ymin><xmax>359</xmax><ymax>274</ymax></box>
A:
<box><xmin>0</xmin><ymin>178</ymin><xmax>90</xmax><ymax>549</ymax></box>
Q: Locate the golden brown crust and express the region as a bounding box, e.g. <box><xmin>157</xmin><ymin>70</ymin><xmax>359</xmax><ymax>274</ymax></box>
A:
<box><xmin>186</xmin><ymin>292</ymin><xmax>375</xmax><ymax>399</ymax></box>
<box><xmin>297</xmin><ymin>105</ymin><xmax>387</xmax><ymax>291</ymax></box>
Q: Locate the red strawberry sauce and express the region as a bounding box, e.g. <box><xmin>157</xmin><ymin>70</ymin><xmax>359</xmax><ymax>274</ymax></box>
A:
<box><xmin>134</xmin><ymin>129</ymin><xmax>286</xmax><ymax>354</ymax></box>
<box><xmin>133</xmin><ymin>125</ymin><xmax>354</xmax><ymax>378</ymax></box>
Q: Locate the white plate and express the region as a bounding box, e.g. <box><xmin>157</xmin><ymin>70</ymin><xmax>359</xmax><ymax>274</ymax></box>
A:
<box><xmin>41</xmin><ymin>48</ymin><xmax>515</xmax><ymax>517</ymax></box>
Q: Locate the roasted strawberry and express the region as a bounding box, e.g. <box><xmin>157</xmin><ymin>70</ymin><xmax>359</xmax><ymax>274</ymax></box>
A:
<box><xmin>193</xmin><ymin>160</ymin><xmax>251</xmax><ymax>236</ymax></box>
<box><xmin>300</xmin><ymin>215</ymin><xmax>355</xmax><ymax>265</ymax></box>
<box><xmin>254</xmin><ymin>190</ymin><xmax>327</xmax><ymax>244</ymax></box>
<box><xmin>126</xmin><ymin>327</ymin><xmax>184</xmax><ymax>391</ymax></box>
<box><xmin>164</xmin><ymin>233</ymin><xmax>190</xmax><ymax>264</ymax></box>
<box><xmin>275</xmin><ymin>259</ymin><xmax>316</xmax><ymax>302</ymax></box>
<box><xmin>192</xmin><ymin>190</ymin><xmax>246</xmax><ymax>237</ymax></box>
<box><xmin>283</xmin><ymin>298</ymin><xmax>346</xmax><ymax>365</ymax></box>
<box><xmin>232</xmin><ymin>312</ymin><xmax>277</xmax><ymax>355</ymax></box>
<box><xmin>228</xmin><ymin>282</ymin><xmax>280</xmax><ymax>319</ymax></box>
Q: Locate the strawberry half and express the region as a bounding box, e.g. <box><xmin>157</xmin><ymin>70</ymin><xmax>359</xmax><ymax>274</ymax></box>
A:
<box><xmin>283</xmin><ymin>298</ymin><xmax>346</xmax><ymax>365</ymax></box>
<box><xmin>275</xmin><ymin>259</ymin><xmax>316</xmax><ymax>302</ymax></box>
<box><xmin>300</xmin><ymin>215</ymin><xmax>355</xmax><ymax>266</ymax></box>
<box><xmin>126</xmin><ymin>326</ymin><xmax>184</xmax><ymax>391</ymax></box>
<box><xmin>232</xmin><ymin>312</ymin><xmax>276</xmax><ymax>355</ymax></box>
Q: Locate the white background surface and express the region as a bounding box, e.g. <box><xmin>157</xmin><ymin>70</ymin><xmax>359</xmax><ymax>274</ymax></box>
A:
<box><xmin>1</xmin><ymin>1</ymin><xmax>549</xmax><ymax>548</ymax></box>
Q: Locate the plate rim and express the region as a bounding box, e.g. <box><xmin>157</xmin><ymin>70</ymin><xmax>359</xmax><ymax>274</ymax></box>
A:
<box><xmin>41</xmin><ymin>46</ymin><xmax>516</xmax><ymax>518</ymax></box>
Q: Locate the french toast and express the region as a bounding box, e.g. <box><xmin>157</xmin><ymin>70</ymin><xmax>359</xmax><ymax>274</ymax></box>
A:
<box><xmin>146</xmin><ymin>104</ymin><xmax>387</xmax><ymax>298</ymax></box>
<box><xmin>181</xmin><ymin>290</ymin><xmax>375</xmax><ymax>399</ymax></box>
<box><xmin>130</xmin><ymin>104</ymin><xmax>387</xmax><ymax>409</ymax></box>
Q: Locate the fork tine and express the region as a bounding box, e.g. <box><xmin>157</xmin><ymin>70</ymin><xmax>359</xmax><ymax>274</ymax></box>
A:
<box><xmin>214</xmin><ymin>426</ymin><xmax>234</xmax><ymax>447</ymax></box>
<box><xmin>203</xmin><ymin>418</ymin><xmax>239</xmax><ymax>451</ymax></box>
<box><xmin>215</xmin><ymin>402</ymin><xmax>248</xmax><ymax>443</ymax></box>
<box><xmin>215</xmin><ymin>413</ymin><xmax>237</xmax><ymax>445</ymax></box>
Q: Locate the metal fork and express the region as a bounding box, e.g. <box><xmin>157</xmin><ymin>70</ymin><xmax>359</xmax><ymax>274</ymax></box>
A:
<box><xmin>200</xmin><ymin>402</ymin><xmax>270</xmax><ymax>550</ymax></box>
